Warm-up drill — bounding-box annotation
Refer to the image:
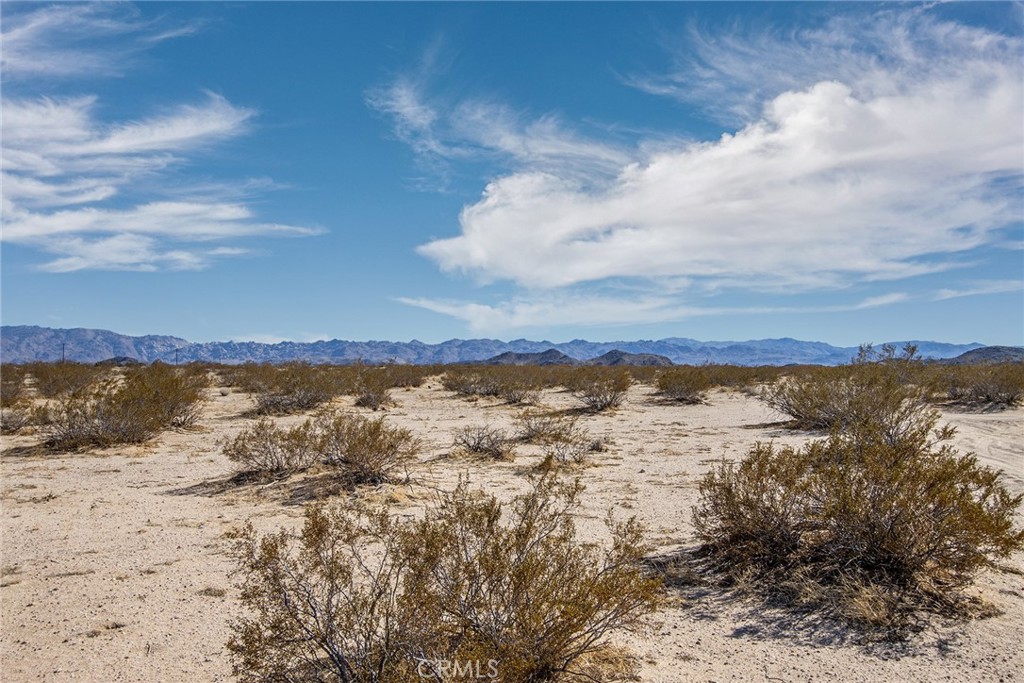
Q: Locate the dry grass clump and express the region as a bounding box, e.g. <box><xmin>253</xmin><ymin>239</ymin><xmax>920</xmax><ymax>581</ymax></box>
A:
<box><xmin>939</xmin><ymin>363</ymin><xmax>1024</xmax><ymax>407</ymax></box>
<box><xmin>25</xmin><ymin>361</ymin><xmax>107</xmax><ymax>398</ymax></box>
<box><xmin>224</xmin><ymin>410</ymin><xmax>417</xmax><ymax>485</ymax></box>
<box><xmin>693</xmin><ymin>413</ymin><xmax>1024</xmax><ymax>635</ymax></box>
<box><xmin>656</xmin><ymin>366</ymin><xmax>713</xmax><ymax>404</ymax></box>
<box><xmin>568</xmin><ymin>367</ymin><xmax>632</xmax><ymax>412</ymax></box>
<box><xmin>45</xmin><ymin>364</ymin><xmax>208</xmax><ymax>451</ymax></box>
<box><xmin>452</xmin><ymin>424</ymin><xmax>516</xmax><ymax>460</ymax></box>
<box><xmin>228</xmin><ymin>476</ymin><xmax>661</xmax><ymax>682</ymax></box>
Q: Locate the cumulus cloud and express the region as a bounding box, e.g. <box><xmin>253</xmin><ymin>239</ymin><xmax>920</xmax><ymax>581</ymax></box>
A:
<box><xmin>1</xmin><ymin>6</ymin><xmax>319</xmax><ymax>272</ymax></box>
<box><xmin>397</xmin><ymin>9</ymin><xmax>1022</xmax><ymax>332</ymax></box>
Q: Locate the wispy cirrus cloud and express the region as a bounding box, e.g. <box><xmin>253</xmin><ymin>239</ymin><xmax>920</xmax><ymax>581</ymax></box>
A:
<box><xmin>1</xmin><ymin>3</ymin><xmax>201</xmax><ymax>80</ymax></box>
<box><xmin>367</xmin><ymin>71</ymin><xmax>632</xmax><ymax>189</ymax></box>
<box><xmin>389</xmin><ymin>8</ymin><xmax>1022</xmax><ymax>333</ymax></box>
<box><xmin>1</xmin><ymin>5</ymin><xmax>320</xmax><ymax>273</ymax></box>
<box><xmin>398</xmin><ymin>291</ymin><xmax>913</xmax><ymax>335</ymax></box>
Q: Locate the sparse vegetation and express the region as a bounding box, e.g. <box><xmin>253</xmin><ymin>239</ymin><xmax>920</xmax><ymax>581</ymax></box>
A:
<box><xmin>228</xmin><ymin>476</ymin><xmax>661</xmax><ymax>682</ymax></box>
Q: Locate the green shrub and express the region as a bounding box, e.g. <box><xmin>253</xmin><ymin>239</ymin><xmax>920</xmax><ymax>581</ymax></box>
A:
<box><xmin>656</xmin><ymin>366</ymin><xmax>713</xmax><ymax>403</ymax></box>
<box><xmin>693</xmin><ymin>415</ymin><xmax>1024</xmax><ymax>633</ymax></box>
<box><xmin>228</xmin><ymin>476</ymin><xmax>661</xmax><ymax>682</ymax></box>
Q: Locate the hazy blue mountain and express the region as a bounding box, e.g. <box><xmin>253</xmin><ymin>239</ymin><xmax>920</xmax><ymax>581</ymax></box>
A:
<box><xmin>0</xmin><ymin>325</ymin><xmax>989</xmax><ymax>366</ymax></box>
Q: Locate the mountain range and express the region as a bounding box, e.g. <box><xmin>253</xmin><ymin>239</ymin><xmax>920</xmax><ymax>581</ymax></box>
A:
<box><xmin>0</xmin><ymin>325</ymin><xmax>1000</xmax><ymax>366</ymax></box>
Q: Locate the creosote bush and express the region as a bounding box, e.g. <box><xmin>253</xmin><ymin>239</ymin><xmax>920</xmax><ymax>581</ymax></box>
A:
<box><xmin>569</xmin><ymin>368</ymin><xmax>632</xmax><ymax>412</ymax></box>
<box><xmin>761</xmin><ymin>361</ymin><xmax>934</xmax><ymax>445</ymax></box>
<box><xmin>452</xmin><ymin>424</ymin><xmax>515</xmax><ymax>460</ymax></box>
<box><xmin>26</xmin><ymin>361</ymin><xmax>107</xmax><ymax>398</ymax></box>
<box><xmin>656</xmin><ymin>366</ymin><xmax>713</xmax><ymax>404</ymax></box>
<box><xmin>250</xmin><ymin>362</ymin><xmax>344</xmax><ymax>415</ymax></box>
<box><xmin>224</xmin><ymin>410</ymin><xmax>417</xmax><ymax>485</ymax></box>
<box><xmin>693</xmin><ymin>414</ymin><xmax>1024</xmax><ymax>633</ymax></box>
<box><xmin>940</xmin><ymin>363</ymin><xmax>1024</xmax><ymax>407</ymax></box>
<box><xmin>45</xmin><ymin>364</ymin><xmax>208</xmax><ymax>451</ymax></box>
<box><xmin>229</xmin><ymin>476</ymin><xmax>661</xmax><ymax>682</ymax></box>
<box><xmin>223</xmin><ymin>419</ymin><xmax>318</xmax><ymax>474</ymax></box>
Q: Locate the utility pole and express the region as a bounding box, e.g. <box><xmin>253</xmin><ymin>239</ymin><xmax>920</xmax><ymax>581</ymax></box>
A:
<box><xmin>175</xmin><ymin>348</ymin><xmax>179</xmax><ymax>366</ymax></box>
<box><xmin>61</xmin><ymin>343</ymin><xmax>65</xmax><ymax>363</ymax></box>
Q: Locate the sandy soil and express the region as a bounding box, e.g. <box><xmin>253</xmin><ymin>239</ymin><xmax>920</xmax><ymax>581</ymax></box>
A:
<box><xmin>2</xmin><ymin>380</ymin><xmax>1022</xmax><ymax>682</ymax></box>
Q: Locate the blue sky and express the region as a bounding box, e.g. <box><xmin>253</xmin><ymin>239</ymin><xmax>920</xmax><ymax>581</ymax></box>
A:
<box><xmin>2</xmin><ymin>2</ymin><xmax>1022</xmax><ymax>346</ymax></box>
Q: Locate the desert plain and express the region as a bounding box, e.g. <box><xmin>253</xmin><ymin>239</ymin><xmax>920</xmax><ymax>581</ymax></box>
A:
<box><xmin>2</xmin><ymin>377</ymin><xmax>1022</xmax><ymax>682</ymax></box>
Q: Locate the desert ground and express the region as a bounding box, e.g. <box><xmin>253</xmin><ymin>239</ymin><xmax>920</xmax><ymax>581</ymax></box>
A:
<box><xmin>2</xmin><ymin>378</ymin><xmax>1022</xmax><ymax>682</ymax></box>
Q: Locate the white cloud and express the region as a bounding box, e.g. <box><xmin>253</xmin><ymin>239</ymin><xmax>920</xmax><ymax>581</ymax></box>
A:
<box><xmin>404</xmin><ymin>10</ymin><xmax>1021</xmax><ymax>332</ymax></box>
<box><xmin>1</xmin><ymin>7</ymin><xmax>319</xmax><ymax>272</ymax></box>
<box><xmin>1</xmin><ymin>4</ymin><xmax>200</xmax><ymax>80</ymax></box>
<box><xmin>400</xmin><ymin>291</ymin><xmax>912</xmax><ymax>334</ymax></box>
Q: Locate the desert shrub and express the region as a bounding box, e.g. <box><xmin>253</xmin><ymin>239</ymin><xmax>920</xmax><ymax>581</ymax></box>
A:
<box><xmin>441</xmin><ymin>367</ymin><xmax>544</xmax><ymax>404</ymax></box>
<box><xmin>0</xmin><ymin>401</ymin><xmax>43</xmax><ymax>434</ymax></box>
<box><xmin>452</xmin><ymin>425</ymin><xmax>515</xmax><ymax>460</ymax></box>
<box><xmin>570</xmin><ymin>368</ymin><xmax>632</xmax><ymax>412</ymax></box>
<box><xmin>693</xmin><ymin>416</ymin><xmax>1024</xmax><ymax>633</ymax></box>
<box><xmin>1</xmin><ymin>364</ymin><xmax>28</xmax><ymax>405</ymax></box>
<box><xmin>45</xmin><ymin>364</ymin><xmax>207</xmax><ymax>450</ymax></box>
<box><xmin>353</xmin><ymin>368</ymin><xmax>393</xmax><ymax>410</ymax></box>
<box><xmin>223</xmin><ymin>418</ymin><xmax>319</xmax><ymax>474</ymax></box>
<box><xmin>25</xmin><ymin>361</ymin><xmax>106</xmax><ymax>398</ymax></box>
<box><xmin>313</xmin><ymin>411</ymin><xmax>418</xmax><ymax>485</ymax></box>
<box><xmin>761</xmin><ymin>362</ymin><xmax>935</xmax><ymax>445</ymax></box>
<box><xmin>251</xmin><ymin>362</ymin><xmax>342</xmax><ymax>415</ymax></box>
<box><xmin>515</xmin><ymin>410</ymin><xmax>579</xmax><ymax>444</ymax></box>
<box><xmin>228</xmin><ymin>476</ymin><xmax>661</xmax><ymax>682</ymax></box>
<box><xmin>656</xmin><ymin>366</ymin><xmax>713</xmax><ymax>403</ymax></box>
<box><xmin>224</xmin><ymin>410</ymin><xmax>417</xmax><ymax>484</ymax></box>
<box><xmin>941</xmin><ymin>364</ymin><xmax>1024</xmax><ymax>407</ymax></box>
